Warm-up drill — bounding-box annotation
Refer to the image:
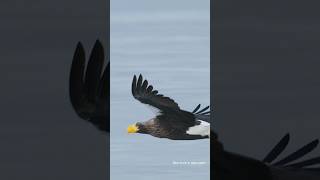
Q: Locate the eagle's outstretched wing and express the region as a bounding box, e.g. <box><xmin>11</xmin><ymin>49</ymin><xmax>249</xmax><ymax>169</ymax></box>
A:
<box><xmin>132</xmin><ymin>74</ymin><xmax>180</xmax><ymax>111</ymax></box>
<box><xmin>132</xmin><ymin>74</ymin><xmax>209</xmax><ymax>131</ymax></box>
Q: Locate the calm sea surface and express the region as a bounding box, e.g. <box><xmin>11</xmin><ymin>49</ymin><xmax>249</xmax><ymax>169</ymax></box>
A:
<box><xmin>110</xmin><ymin>1</ymin><xmax>210</xmax><ymax>180</ymax></box>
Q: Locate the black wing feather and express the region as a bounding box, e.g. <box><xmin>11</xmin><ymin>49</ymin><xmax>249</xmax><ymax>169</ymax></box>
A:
<box><xmin>69</xmin><ymin>40</ymin><xmax>109</xmax><ymax>132</ymax></box>
<box><xmin>197</xmin><ymin>106</ymin><xmax>210</xmax><ymax>114</ymax></box>
<box><xmin>260</xmin><ymin>134</ymin><xmax>320</xmax><ymax>170</ymax></box>
<box><xmin>263</xmin><ymin>133</ymin><xmax>290</xmax><ymax>163</ymax></box>
<box><xmin>287</xmin><ymin>157</ymin><xmax>320</xmax><ymax>168</ymax></box>
<box><xmin>70</xmin><ymin>42</ymin><xmax>86</xmax><ymax>117</ymax></box>
<box><xmin>99</xmin><ymin>63</ymin><xmax>109</xmax><ymax>99</ymax></box>
<box><xmin>192</xmin><ymin>104</ymin><xmax>211</xmax><ymax>122</ymax></box>
<box><xmin>84</xmin><ymin>40</ymin><xmax>104</xmax><ymax>102</ymax></box>
<box><xmin>192</xmin><ymin>104</ymin><xmax>201</xmax><ymax>113</ymax></box>
<box><xmin>132</xmin><ymin>74</ymin><xmax>180</xmax><ymax>111</ymax></box>
<box><xmin>192</xmin><ymin>104</ymin><xmax>210</xmax><ymax>115</ymax></box>
<box><xmin>273</xmin><ymin>139</ymin><xmax>319</xmax><ymax>166</ymax></box>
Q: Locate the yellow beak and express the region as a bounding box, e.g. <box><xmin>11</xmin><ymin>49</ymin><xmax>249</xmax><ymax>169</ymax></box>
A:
<box><xmin>127</xmin><ymin>124</ymin><xmax>139</xmax><ymax>133</ymax></box>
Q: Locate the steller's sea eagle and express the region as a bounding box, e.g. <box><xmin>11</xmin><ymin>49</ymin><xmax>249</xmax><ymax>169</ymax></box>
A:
<box><xmin>127</xmin><ymin>74</ymin><xmax>210</xmax><ymax>140</ymax></box>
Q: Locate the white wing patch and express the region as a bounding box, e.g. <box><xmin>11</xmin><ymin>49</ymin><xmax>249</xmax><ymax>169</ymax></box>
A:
<box><xmin>186</xmin><ymin>120</ymin><xmax>210</xmax><ymax>137</ymax></box>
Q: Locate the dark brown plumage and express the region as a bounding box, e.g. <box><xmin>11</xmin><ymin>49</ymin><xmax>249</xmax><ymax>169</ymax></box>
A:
<box><xmin>213</xmin><ymin>132</ymin><xmax>320</xmax><ymax>180</ymax></box>
<box><xmin>128</xmin><ymin>74</ymin><xmax>210</xmax><ymax>140</ymax></box>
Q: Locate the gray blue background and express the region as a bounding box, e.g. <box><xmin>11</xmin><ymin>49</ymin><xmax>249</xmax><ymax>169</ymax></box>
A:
<box><xmin>214</xmin><ymin>0</ymin><xmax>320</xmax><ymax>163</ymax></box>
<box><xmin>0</xmin><ymin>0</ymin><xmax>108</xmax><ymax>179</ymax></box>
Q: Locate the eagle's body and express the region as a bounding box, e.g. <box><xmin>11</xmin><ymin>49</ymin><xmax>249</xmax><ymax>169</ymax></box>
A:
<box><xmin>142</xmin><ymin>115</ymin><xmax>209</xmax><ymax>140</ymax></box>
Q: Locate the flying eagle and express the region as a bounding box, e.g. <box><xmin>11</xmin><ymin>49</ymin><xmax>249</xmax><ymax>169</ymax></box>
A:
<box><xmin>69</xmin><ymin>40</ymin><xmax>109</xmax><ymax>132</ymax></box>
<box><xmin>127</xmin><ymin>74</ymin><xmax>210</xmax><ymax>140</ymax></box>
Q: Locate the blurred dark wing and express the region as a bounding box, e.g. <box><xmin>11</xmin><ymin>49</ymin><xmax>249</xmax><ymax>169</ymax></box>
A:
<box><xmin>84</xmin><ymin>40</ymin><xmax>104</xmax><ymax>102</ymax></box>
<box><xmin>99</xmin><ymin>63</ymin><xmax>109</xmax><ymax>100</ymax></box>
<box><xmin>131</xmin><ymin>74</ymin><xmax>180</xmax><ymax>112</ymax></box>
<box><xmin>262</xmin><ymin>134</ymin><xmax>320</xmax><ymax>170</ymax></box>
<box><xmin>263</xmin><ymin>133</ymin><xmax>290</xmax><ymax>163</ymax></box>
<box><xmin>287</xmin><ymin>157</ymin><xmax>320</xmax><ymax>169</ymax></box>
<box><xmin>273</xmin><ymin>139</ymin><xmax>319</xmax><ymax>166</ymax></box>
<box><xmin>213</xmin><ymin>133</ymin><xmax>320</xmax><ymax>179</ymax></box>
<box><xmin>94</xmin><ymin>62</ymin><xmax>109</xmax><ymax>131</ymax></box>
<box><xmin>69</xmin><ymin>40</ymin><xmax>109</xmax><ymax>132</ymax></box>
<box><xmin>70</xmin><ymin>42</ymin><xmax>86</xmax><ymax>118</ymax></box>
